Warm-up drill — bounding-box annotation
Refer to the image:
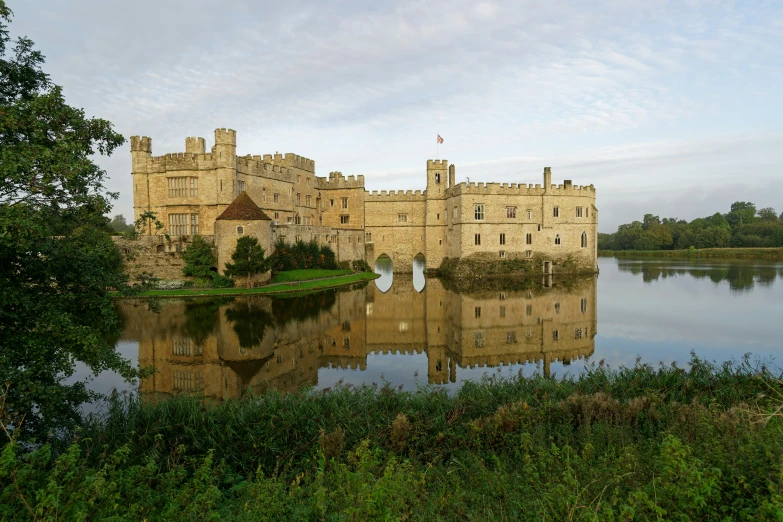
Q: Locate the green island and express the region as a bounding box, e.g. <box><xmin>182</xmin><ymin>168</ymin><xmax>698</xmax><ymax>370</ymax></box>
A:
<box><xmin>4</xmin><ymin>357</ymin><xmax>783</xmax><ymax>519</ymax></box>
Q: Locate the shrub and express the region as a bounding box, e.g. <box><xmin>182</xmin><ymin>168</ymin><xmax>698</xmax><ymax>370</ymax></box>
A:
<box><xmin>269</xmin><ymin>239</ymin><xmax>337</xmax><ymax>273</ymax></box>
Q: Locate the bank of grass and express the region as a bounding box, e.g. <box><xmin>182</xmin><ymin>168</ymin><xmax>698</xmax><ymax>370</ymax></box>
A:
<box><xmin>272</xmin><ymin>268</ymin><xmax>352</xmax><ymax>283</ymax></box>
<box><xmin>131</xmin><ymin>271</ymin><xmax>378</xmax><ymax>298</ymax></box>
<box><xmin>3</xmin><ymin>355</ymin><xmax>783</xmax><ymax>520</ymax></box>
<box><xmin>600</xmin><ymin>247</ymin><xmax>783</xmax><ymax>259</ymax></box>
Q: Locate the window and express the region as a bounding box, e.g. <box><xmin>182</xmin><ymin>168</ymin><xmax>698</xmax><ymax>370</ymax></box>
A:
<box><xmin>398</xmin><ymin>321</ymin><xmax>409</xmax><ymax>332</ymax></box>
<box><xmin>506</xmin><ymin>207</ymin><xmax>516</xmax><ymax>218</ymax></box>
<box><xmin>506</xmin><ymin>331</ymin><xmax>517</xmax><ymax>344</ymax></box>
<box><xmin>526</xmin><ymin>233</ymin><xmax>532</xmax><ymax>245</ymax></box>
<box><xmin>287</xmin><ymin>215</ymin><xmax>293</xmax><ymax>223</ymax></box>
<box><xmin>527</xmin><ymin>209</ymin><xmax>533</xmax><ymax>219</ymax></box>
<box><xmin>366</xmin><ymin>232</ymin><xmax>372</xmax><ymax>242</ymax></box>
<box><xmin>537</xmin><ymin>224</ymin><xmax>541</xmax><ymax>232</ymax></box>
<box><xmin>297</xmin><ymin>175</ymin><xmax>301</xmax><ymax>183</ymax></box>
<box><xmin>168</xmin><ymin>213</ymin><xmax>193</xmax><ymax>235</ymax></box>
<box><xmin>236</xmin><ymin>225</ymin><xmax>244</xmax><ymax>235</ymax></box>
<box><xmin>295</xmin><ymin>215</ymin><xmax>301</xmax><ymax>225</ymax></box>
<box><xmin>553</xmin><ymin>330</ymin><xmax>559</xmax><ymax>341</ymax></box>
<box><xmin>575</xmin><ymin>328</ymin><xmax>583</xmax><ymax>339</ymax></box>
<box><xmin>453</xmin><ymin>206</ymin><xmax>457</xmax><ymax>218</ymax></box>
<box><xmin>297</xmin><ymin>193</ymin><xmax>301</xmax><ymax>205</ymax></box>
<box><xmin>435</xmin><ymin>172</ymin><xmax>441</xmax><ymax>183</ymax></box>
<box><xmin>173</xmin><ymin>370</ymin><xmax>203</xmax><ymax>391</ymax></box>
<box><xmin>474</xmin><ymin>331</ymin><xmax>485</xmax><ymax>348</ymax></box>
<box><xmin>499</xmin><ymin>233</ymin><xmax>506</xmax><ymax>245</ymax></box>
<box><xmin>526</xmin><ymin>328</ymin><xmax>532</xmax><ymax>338</ymax></box>
<box><xmin>475</xmin><ymin>306</ymin><xmax>481</xmax><ymax>318</ymax></box>
<box><xmin>295</xmin><ymin>235</ymin><xmax>302</xmax><ymax>242</ymax></box>
<box><xmin>341</xmin><ymin>197</ymin><xmax>348</xmax><ymax>209</ymax></box>
<box><xmin>306</xmin><ymin>195</ymin><xmax>311</xmax><ymax>206</ymax></box>
<box><xmin>500</xmin><ymin>305</ymin><xmax>506</xmax><ymax>318</ymax></box>
<box><xmin>437</xmin><ymin>213</ymin><xmax>440</xmax><ymax>219</ymax></box>
<box><xmin>343</xmin><ymin>338</ymin><xmax>350</xmax><ymax>349</ymax></box>
<box><xmin>263</xmin><ymin>189</ymin><xmax>266</xmax><ymax>202</ymax></box>
<box><xmin>274</xmin><ymin>212</ymin><xmax>279</xmax><ymax>220</ymax></box>
<box><xmin>237</xmin><ymin>180</ymin><xmax>245</xmax><ymax>193</ymax></box>
<box><xmin>581</xmin><ymin>297</ymin><xmax>587</xmax><ymax>314</ymax></box>
<box><xmin>576</xmin><ymin>207</ymin><xmax>583</xmax><ymax>217</ymax></box>
<box><xmin>274</xmin><ymin>193</ymin><xmax>279</xmax><ymax>203</ymax></box>
<box><xmin>172</xmin><ymin>338</ymin><xmax>201</xmax><ymax>356</ymax></box>
<box><xmin>554</xmin><ymin>302</ymin><xmax>560</xmax><ymax>314</ymax></box>
<box><xmin>553</xmin><ymin>207</ymin><xmax>560</xmax><ymax>217</ymax></box>
<box><xmin>331</xmin><ymin>235</ymin><xmax>338</xmax><ymax>243</ymax></box>
<box><xmin>279</xmin><ymin>236</ymin><xmax>287</xmax><ymax>242</ymax></box>
<box><xmin>555</xmin><ymin>234</ymin><xmax>561</xmax><ymax>245</ymax></box>
<box><xmin>586</xmin><ymin>207</ymin><xmax>589</xmax><ymax>217</ymax></box>
<box><xmin>526</xmin><ymin>304</ymin><xmax>532</xmax><ymax>316</ymax></box>
<box><xmin>581</xmin><ymin>232</ymin><xmax>588</xmax><ymax>248</ymax></box>
<box><xmin>398</xmin><ymin>214</ymin><xmax>408</xmax><ymax>223</ymax></box>
<box><xmin>526</xmin><ymin>291</ymin><xmax>532</xmax><ymax>299</ymax></box>
<box><xmin>474</xmin><ymin>204</ymin><xmax>485</xmax><ymax>220</ymax></box>
<box><xmin>307</xmin><ymin>177</ymin><xmax>310</xmax><ymax>186</ymax></box>
<box><xmin>340</xmin><ymin>215</ymin><xmax>350</xmax><ymax>224</ymax></box>
<box><xmin>330</xmin><ymin>199</ymin><xmax>335</xmax><ymax>207</ymax></box>
<box><xmin>499</xmin><ymin>251</ymin><xmax>505</xmax><ymax>259</ymax></box>
<box><xmin>499</xmin><ymin>292</ymin><xmax>506</xmax><ymax>300</ymax></box>
<box><xmin>190</xmin><ymin>214</ymin><xmax>199</xmax><ymax>235</ymax></box>
<box><xmin>525</xmin><ymin>250</ymin><xmax>532</xmax><ymax>258</ymax></box>
<box><xmin>168</xmin><ymin>177</ymin><xmax>197</xmax><ymax>198</ymax></box>
<box><xmin>474</xmin><ymin>233</ymin><xmax>481</xmax><ymax>245</ymax></box>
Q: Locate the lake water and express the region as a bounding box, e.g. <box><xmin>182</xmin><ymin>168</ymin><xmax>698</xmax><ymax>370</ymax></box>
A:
<box><xmin>88</xmin><ymin>257</ymin><xmax>783</xmax><ymax>401</ymax></box>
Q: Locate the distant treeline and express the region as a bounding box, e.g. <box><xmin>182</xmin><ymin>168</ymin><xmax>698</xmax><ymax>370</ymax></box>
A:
<box><xmin>598</xmin><ymin>202</ymin><xmax>783</xmax><ymax>251</ymax></box>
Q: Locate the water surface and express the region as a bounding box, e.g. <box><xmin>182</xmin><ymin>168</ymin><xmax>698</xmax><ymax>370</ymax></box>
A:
<box><xmin>97</xmin><ymin>257</ymin><xmax>783</xmax><ymax>400</ymax></box>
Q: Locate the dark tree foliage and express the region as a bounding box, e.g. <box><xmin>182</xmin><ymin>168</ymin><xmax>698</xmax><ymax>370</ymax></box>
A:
<box><xmin>108</xmin><ymin>214</ymin><xmax>134</xmax><ymax>235</ymax></box>
<box><xmin>269</xmin><ymin>238</ymin><xmax>337</xmax><ymax>273</ymax></box>
<box><xmin>601</xmin><ymin>201</ymin><xmax>783</xmax><ymax>251</ymax></box>
<box><xmin>224</xmin><ymin>236</ymin><xmax>268</xmax><ymax>288</ymax></box>
<box><xmin>0</xmin><ymin>2</ymin><xmax>138</xmax><ymax>442</ymax></box>
<box><xmin>182</xmin><ymin>235</ymin><xmax>217</xmax><ymax>279</ymax></box>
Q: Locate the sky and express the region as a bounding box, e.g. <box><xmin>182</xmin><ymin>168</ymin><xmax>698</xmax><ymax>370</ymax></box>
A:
<box><xmin>8</xmin><ymin>0</ymin><xmax>783</xmax><ymax>232</ymax></box>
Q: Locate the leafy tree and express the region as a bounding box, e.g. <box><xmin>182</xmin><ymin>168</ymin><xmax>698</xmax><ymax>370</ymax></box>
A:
<box><xmin>182</xmin><ymin>235</ymin><xmax>217</xmax><ymax>279</ymax></box>
<box><xmin>726</xmin><ymin>201</ymin><xmax>756</xmax><ymax>227</ymax></box>
<box><xmin>757</xmin><ymin>207</ymin><xmax>777</xmax><ymax>221</ymax></box>
<box><xmin>642</xmin><ymin>214</ymin><xmax>660</xmax><ymax>231</ymax></box>
<box><xmin>224</xmin><ymin>236</ymin><xmax>269</xmax><ymax>288</ymax></box>
<box><xmin>108</xmin><ymin>214</ymin><xmax>134</xmax><ymax>234</ymax></box>
<box><xmin>0</xmin><ymin>2</ymin><xmax>139</xmax><ymax>442</ymax></box>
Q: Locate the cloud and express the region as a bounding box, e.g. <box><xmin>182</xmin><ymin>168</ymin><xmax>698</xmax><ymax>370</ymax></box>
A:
<box><xmin>6</xmin><ymin>0</ymin><xmax>783</xmax><ymax>226</ymax></box>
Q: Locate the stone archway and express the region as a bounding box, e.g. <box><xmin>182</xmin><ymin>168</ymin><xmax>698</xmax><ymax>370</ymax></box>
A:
<box><xmin>413</xmin><ymin>253</ymin><xmax>426</xmax><ymax>292</ymax></box>
<box><xmin>374</xmin><ymin>253</ymin><xmax>393</xmax><ymax>293</ymax></box>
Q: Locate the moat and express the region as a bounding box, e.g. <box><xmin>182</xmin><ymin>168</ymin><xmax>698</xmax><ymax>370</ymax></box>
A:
<box><xmin>89</xmin><ymin>257</ymin><xmax>783</xmax><ymax>401</ymax></box>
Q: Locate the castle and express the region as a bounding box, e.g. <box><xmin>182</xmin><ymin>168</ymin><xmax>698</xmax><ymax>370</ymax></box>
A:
<box><xmin>130</xmin><ymin>128</ymin><xmax>598</xmax><ymax>275</ymax></box>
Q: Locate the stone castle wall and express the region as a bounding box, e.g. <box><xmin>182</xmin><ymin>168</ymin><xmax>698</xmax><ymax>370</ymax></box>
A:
<box><xmin>129</xmin><ymin>129</ymin><xmax>598</xmax><ymax>279</ymax></box>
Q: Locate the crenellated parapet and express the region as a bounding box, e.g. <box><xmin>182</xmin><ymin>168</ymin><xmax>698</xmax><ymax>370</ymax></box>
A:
<box><xmin>365</xmin><ymin>189</ymin><xmax>426</xmax><ymax>202</ymax></box>
<box><xmin>214</xmin><ymin>128</ymin><xmax>236</xmax><ymax>145</ymax></box>
<box><xmin>279</xmin><ymin>152</ymin><xmax>315</xmax><ymax>172</ymax></box>
<box><xmin>315</xmin><ymin>172</ymin><xmax>366</xmax><ymax>190</ymax></box>
<box><xmin>451</xmin><ymin>181</ymin><xmax>596</xmax><ymax>197</ymax></box>
<box><xmin>130</xmin><ymin>136</ymin><xmax>152</xmax><ymax>153</ymax></box>
<box><xmin>236</xmin><ymin>155</ymin><xmax>295</xmax><ymax>182</ymax></box>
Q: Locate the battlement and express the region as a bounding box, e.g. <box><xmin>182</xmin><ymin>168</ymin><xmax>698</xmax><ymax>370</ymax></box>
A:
<box><xmin>366</xmin><ymin>189</ymin><xmax>426</xmax><ymax>201</ymax></box>
<box><xmin>130</xmin><ymin>136</ymin><xmax>152</xmax><ymax>153</ymax></box>
<box><xmin>185</xmin><ymin>136</ymin><xmax>206</xmax><ymax>154</ymax></box>
<box><xmin>315</xmin><ymin>172</ymin><xmax>365</xmax><ymax>190</ymax></box>
<box><xmin>427</xmin><ymin>159</ymin><xmax>448</xmax><ymax>169</ymax></box>
<box><xmin>235</xmin><ymin>155</ymin><xmax>294</xmax><ymax>182</ymax></box>
<box><xmin>280</xmin><ymin>152</ymin><xmax>315</xmax><ymax>172</ymax></box>
<box><xmin>214</xmin><ymin>128</ymin><xmax>236</xmax><ymax>145</ymax></box>
<box><xmin>147</xmin><ymin>152</ymin><xmax>216</xmax><ymax>170</ymax></box>
<box><xmin>451</xmin><ymin>180</ymin><xmax>596</xmax><ymax>197</ymax></box>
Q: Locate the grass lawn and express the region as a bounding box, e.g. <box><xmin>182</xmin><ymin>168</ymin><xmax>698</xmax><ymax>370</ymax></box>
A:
<box><xmin>272</xmin><ymin>269</ymin><xmax>352</xmax><ymax>283</ymax></box>
<box><xmin>130</xmin><ymin>271</ymin><xmax>378</xmax><ymax>298</ymax></box>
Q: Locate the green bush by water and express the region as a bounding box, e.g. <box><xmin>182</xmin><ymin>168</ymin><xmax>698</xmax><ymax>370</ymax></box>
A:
<box><xmin>3</xmin><ymin>355</ymin><xmax>783</xmax><ymax>520</ymax></box>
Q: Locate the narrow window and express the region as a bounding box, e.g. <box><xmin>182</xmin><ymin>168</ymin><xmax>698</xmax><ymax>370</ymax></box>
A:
<box><xmin>398</xmin><ymin>214</ymin><xmax>408</xmax><ymax>223</ymax></box>
<box><xmin>526</xmin><ymin>233</ymin><xmax>532</xmax><ymax>245</ymax></box>
<box><xmin>581</xmin><ymin>232</ymin><xmax>588</xmax><ymax>248</ymax></box>
<box><xmin>435</xmin><ymin>173</ymin><xmax>441</xmax><ymax>183</ymax></box>
<box><xmin>506</xmin><ymin>207</ymin><xmax>516</xmax><ymax>218</ymax></box>
<box><xmin>475</xmin><ymin>307</ymin><xmax>481</xmax><ymax>318</ymax></box>
<box><xmin>297</xmin><ymin>175</ymin><xmax>301</xmax><ymax>183</ymax></box>
<box><xmin>586</xmin><ymin>207</ymin><xmax>589</xmax><ymax>217</ymax></box>
<box><xmin>330</xmin><ymin>199</ymin><xmax>335</xmax><ymax>207</ymax></box>
<box><xmin>236</xmin><ymin>225</ymin><xmax>244</xmax><ymax>235</ymax></box>
<box><xmin>537</xmin><ymin>224</ymin><xmax>541</xmax><ymax>232</ymax></box>
<box><xmin>341</xmin><ymin>197</ymin><xmax>348</xmax><ymax>209</ymax></box>
<box><xmin>554</xmin><ymin>302</ymin><xmax>560</xmax><ymax>314</ymax></box>
<box><xmin>340</xmin><ymin>215</ymin><xmax>350</xmax><ymax>224</ymax></box>
<box><xmin>525</xmin><ymin>250</ymin><xmax>532</xmax><ymax>258</ymax></box>
<box><xmin>499</xmin><ymin>251</ymin><xmax>506</xmax><ymax>258</ymax></box>
<box><xmin>581</xmin><ymin>297</ymin><xmax>587</xmax><ymax>314</ymax></box>
<box><xmin>525</xmin><ymin>304</ymin><xmax>532</xmax><ymax>316</ymax></box>
<box><xmin>453</xmin><ymin>206</ymin><xmax>457</xmax><ymax>219</ymax></box>
<box><xmin>474</xmin><ymin>332</ymin><xmax>485</xmax><ymax>348</ymax></box>
<box><xmin>576</xmin><ymin>207</ymin><xmax>583</xmax><ymax>218</ymax></box>
<box><xmin>475</xmin><ymin>233</ymin><xmax>481</xmax><ymax>245</ymax></box>
<box><xmin>499</xmin><ymin>233</ymin><xmax>505</xmax><ymax>245</ymax></box>
<box><xmin>366</xmin><ymin>232</ymin><xmax>372</xmax><ymax>242</ymax></box>
<box><xmin>297</xmin><ymin>193</ymin><xmax>301</xmax><ymax>205</ymax></box>
<box><xmin>499</xmin><ymin>292</ymin><xmax>505</xmax><ymax>300</ymax></box>
<box><xmin>237</xmin><ymin>180</ymin><xmax>245</xmax><ymax>193</ymax></box>
<box><xmin>436</xmin><ymin>213</ymin><xmax>439</xmax><ymax>219</ymax></box>
<box><xmin>474</xmin><ymin>204</ymin><xmax>484</xmax><ymax>220</ymax></box>
<box><xmin>527</xmin><ymin>209</ymin><xmax>532</xmax><ymax>219</ymax></box>
<box><xmin>506</xmin><ymin>331</ymin><xmax>516</xmax><ymax>344</ymax></box>
<box><xmin>438</xmin><ymin>239</ymin><xmax>442</xmax><ymax>245</ymax></box>
<box><xmin>553</xmin><ymin>330</ymin><xmax>559</xmax><ymax>341</ymax></box>
<box><xmin>555</xmin><ymin>234</ymin><xmax>561</xmax><ymax>245</ymax></box>
<box><xmin>553</xmin><ymin>207</ymin><xmax>559</xmax><ymax>218</ymax></box>
<box><xmin>190</xmin><ymin>214</ymin><xmax>199</xmax><ymax>235</ymax></box>
<box><xmin>575</xmin><ymin>328</ymin><xmax>582</xmax><ymax>339</ymax></box>
<box><xmin>274</xmin><ymin>193</ymin><xmax>279</xmax><ymax>203</ymax></box>
<box><xmin>500</xmin><ymin>306</ymin><xmax>506</xmax><ymax>318</ymax></box>
<box><xmin>274</xmin><ymin>211</ymin><xmax>279</xmax><ymax>220</ymax></box>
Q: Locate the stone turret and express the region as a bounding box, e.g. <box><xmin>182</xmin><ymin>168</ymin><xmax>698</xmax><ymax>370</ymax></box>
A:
<box><xmin>185</xmin><ymin>136</ymin><xmax>206</xmax><ymax>154</ymax></box>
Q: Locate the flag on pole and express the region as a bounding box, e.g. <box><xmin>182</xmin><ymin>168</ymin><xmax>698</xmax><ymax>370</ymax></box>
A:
<box><xmin>437</xmin><ymin>134</ymin><xmax>444</xmax><ymax>144</ymax></box>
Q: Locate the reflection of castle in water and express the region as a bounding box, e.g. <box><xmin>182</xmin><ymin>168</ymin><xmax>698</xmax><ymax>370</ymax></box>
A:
<box><xmin>118</xmin><ymin>276</ymin><xmax>597</xmax><ymax>400</ymax></box>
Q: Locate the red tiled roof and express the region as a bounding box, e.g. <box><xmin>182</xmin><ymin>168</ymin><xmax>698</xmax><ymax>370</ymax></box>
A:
<box><xmin>216</xmin><ymin>192</ymin><xmax>271</xmax><ymax>221</ymax></box>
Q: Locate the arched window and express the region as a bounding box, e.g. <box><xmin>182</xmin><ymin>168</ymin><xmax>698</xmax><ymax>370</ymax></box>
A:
<box><xmin>581</xmin><ymin>231</ymin><xmax>588</xmax><ymax>248</ymax></box>
<box><xmin>554</xmin><ymin>234</ymin><xmax>561</xmax><ymax>245</ymax></box>
<box><xmin>236</xmin><ymin>225</ymin><xmax>244</xmax><ymax>236</ymax></box>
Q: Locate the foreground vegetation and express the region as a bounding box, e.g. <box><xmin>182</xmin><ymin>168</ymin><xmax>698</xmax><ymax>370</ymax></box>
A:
<box><xmin>3</xmin><ymin>356</ymin><xmax>783</xmax><ymax>520</ymax></box>
<box><xmin>272</xmin><ymin>268</ymin><xmax>353</xmax><ymax>283</ymax></box>
<box><xmin>599</xmin><ymin>247</ymin><xmax>783</xmax><ymax>259</ymax></box>
<box><xmin>599</xmin><ymin>202</ymin><xmax>783</xmax><ymax>252</ymax></box>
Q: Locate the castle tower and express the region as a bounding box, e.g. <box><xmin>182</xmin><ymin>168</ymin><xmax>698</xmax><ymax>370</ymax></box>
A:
<box><xmin>185</xmin><ymin>136</ymin><xmax>206</xmax><ymax>154</ymax></box>
<box><xmin>424</xmin><ymin>160</ymin><xmax>449</xmax><ymax>271</ymax></box>
<box><xmin>130</xmin><ymin>136</ymin><xmax>152</xmax><ymax>220</ymax></box>
<box><xmin>214</xmin><ymin>128</ymin><xmax>237</xmax><ymax>205</ymax></box>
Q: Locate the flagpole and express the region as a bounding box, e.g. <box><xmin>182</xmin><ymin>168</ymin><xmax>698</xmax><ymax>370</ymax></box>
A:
<box><xmin>436</xmin><ymin>133</ymin><xmax>439</xmax><ymax>159</ymax></box>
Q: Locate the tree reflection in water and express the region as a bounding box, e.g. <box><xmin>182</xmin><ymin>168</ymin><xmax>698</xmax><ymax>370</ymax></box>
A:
<box><xmin>617</xmin><ymin>259</ymin><xmax>780</xmax><ymax>293</ymax></box>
